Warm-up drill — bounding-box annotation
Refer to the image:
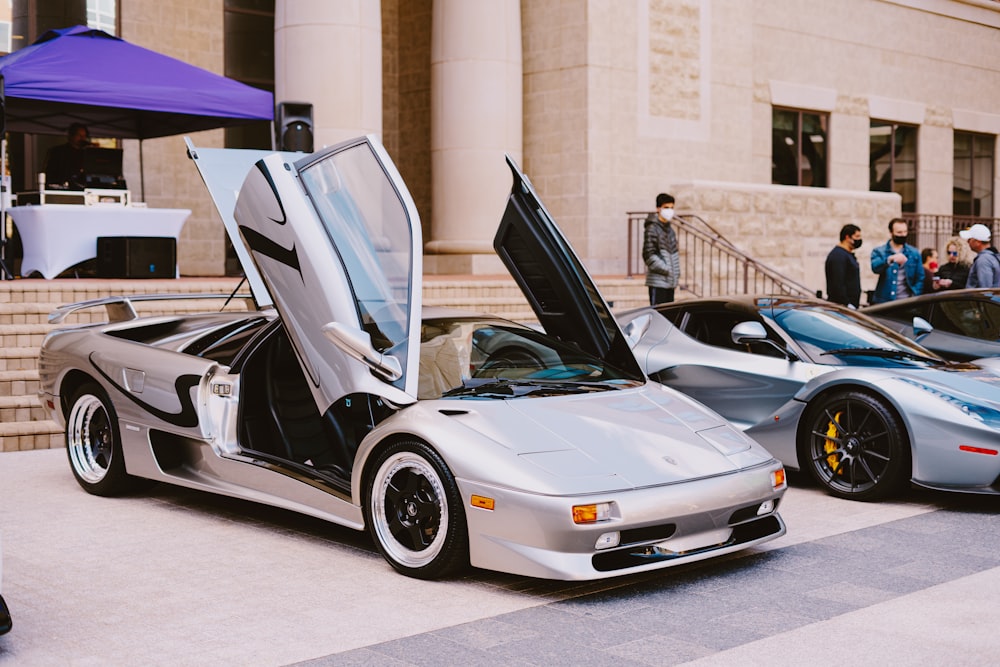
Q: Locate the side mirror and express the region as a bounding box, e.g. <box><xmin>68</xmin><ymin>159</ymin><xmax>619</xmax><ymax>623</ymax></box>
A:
<box><xmin>731</xmin><ymin>321</ymin><xmax>768</xmax><ymax>344</ymax></box>
<box><xmin>912</xmin><ymin>316</ymin><xmax>933</xmax><ymax>339</ymax></box>
<box><xmin>731</xmin><ymin>321</ymin><xmax>799</xmax><ymax>361</ymax></box>
<box><xmin>321</xmin><ymin>322</ymin><xmax>403</xmax><ymax>382</ymax></box>
<box><xmin>623</xmin><ymin>313</ymin><xmax>651</xmax><ymax>349</ymax></box>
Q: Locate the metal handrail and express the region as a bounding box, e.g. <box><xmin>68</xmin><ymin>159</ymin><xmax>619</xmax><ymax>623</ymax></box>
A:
<box><xmin>901</xmin><ymin>214</ymin><xmax>1000</xmax><ymax>252</ymax></box>
<box><xmin>626</xmin><ymin>211</ymin><xmax>814</xmax><ymax>298</ymax></box>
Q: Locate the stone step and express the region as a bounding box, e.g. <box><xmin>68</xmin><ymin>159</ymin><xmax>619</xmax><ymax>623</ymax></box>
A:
<box><xmin>0</xmin><ymin>394</ymin><xmax>49</xmax><ymax>423</ymax></box>
<box><xmin>0</xmin><ymin>369</ymin><xmax>39</xmax><ymax>399</ymax></box>
<box><xmin>0</xmin><ymin>277</ymin><xmax>245</xmax><ymax>303</ymax></box>
<box><xmin>0</xmin><ymin>419</ymin><xmax>63</xmax><ymax>452</ymax></box>
<box><xmin>0</xmin><ymin>347</ymin><xmax>40</xmax><ymax>372</ymax></box>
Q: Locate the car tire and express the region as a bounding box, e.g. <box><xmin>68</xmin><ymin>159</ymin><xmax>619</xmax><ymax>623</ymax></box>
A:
<box><xmin>801</xmin><ymin>389</ymin><xmax>911</xmax><ymax>501</ymax></box>
<box><xmin>364</xmin><ymin>440</ymin><xmax>468</xmax><ymax>579</ymax></box>
<box><xmin>65</xmin><ymin>382</ymin><xmax>136</xmax><ymax>496</ymax></box>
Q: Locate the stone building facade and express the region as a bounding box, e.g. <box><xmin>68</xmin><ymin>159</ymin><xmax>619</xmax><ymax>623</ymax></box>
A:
<box><xmin>18</xmin><ymin>0</ymin><xmax>1000</xmax><ymax>294</ymax></box>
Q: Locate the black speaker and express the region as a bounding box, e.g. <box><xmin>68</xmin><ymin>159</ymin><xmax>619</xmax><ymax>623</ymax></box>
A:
<box><xmin>97</xmin><ymin>237</ymin><xmax>176</xmax><ymax>279</ymax></box>
<box><xmin>275</xmin><ymin>101</ymin><xmax>314</xmax><ymax>152</ymax></box>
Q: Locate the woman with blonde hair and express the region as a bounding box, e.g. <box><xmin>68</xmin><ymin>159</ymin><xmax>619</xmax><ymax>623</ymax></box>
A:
<box><xmin>935</xmin><ymin>236</ymin><xmax>972</xmax><ymax>290</ymax></box>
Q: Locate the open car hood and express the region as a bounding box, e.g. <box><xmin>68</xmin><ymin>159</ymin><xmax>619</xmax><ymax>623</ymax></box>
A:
<box><xmin>494</xmin><ymin>156</ymin><xmax>644</xmax><ymax>380</ymax></box>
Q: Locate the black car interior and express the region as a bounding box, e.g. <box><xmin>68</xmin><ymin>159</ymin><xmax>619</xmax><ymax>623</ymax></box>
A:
<box><xmin>236</xmin><ymin>323</ymin><xmax>392</xmax><ymax>487</ymax></box>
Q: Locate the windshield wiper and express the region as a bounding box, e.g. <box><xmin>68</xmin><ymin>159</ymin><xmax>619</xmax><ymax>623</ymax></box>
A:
<box><xmin>821</xmin><ymin>347</ymin><xmax>944</xmax><ymax>363</ymax></box>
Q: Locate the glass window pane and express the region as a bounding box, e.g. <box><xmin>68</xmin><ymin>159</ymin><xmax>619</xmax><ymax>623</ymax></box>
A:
<box><xmin>224</xmin><ymin>11</ymin><xmax>274</xmax><ymax>82</ymax></box>
<box><xmin>801</xmin><ymin>112</ymin><xmax>827</xmax><ymax>187</ymax></box>
<box><xmin>772</xmin><ymin>109</ymin><xmax>799</xmax><ymax>186</ymax></box>
<box><xmin>954</xmin><ymin>132</ymin><xmax>973</xmax><ymax>216</ymax></box>
<box><xmin>870</xmin><ymin>122</ymin><xmax>893</xmax><ymax>192</ymax></box>
<box><xmin>299</xmin><ymin>144</ymin><xmax>414</xmax><ymax>373</ymax></box>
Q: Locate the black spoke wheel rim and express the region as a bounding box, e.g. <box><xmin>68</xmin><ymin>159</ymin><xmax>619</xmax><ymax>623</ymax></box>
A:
<box><xmin>371</xmin><ymin>452</ymin><xmax>448</xmax><ymax>568</ymax></box>
<box><xmin>808</xmin><ymin>396</ymin><xmax>894</xmax><ymax>496</ymax></box>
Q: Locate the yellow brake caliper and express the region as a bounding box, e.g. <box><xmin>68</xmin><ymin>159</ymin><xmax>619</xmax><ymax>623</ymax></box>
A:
<box><xmin>825</xmin><ymin>411</ymin><xmax>842</xmax><ymax>475</ymax></box>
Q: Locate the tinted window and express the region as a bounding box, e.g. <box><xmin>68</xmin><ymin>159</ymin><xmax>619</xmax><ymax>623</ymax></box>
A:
<box><xmin>934</xmin><ymin>300</ymin><xmax>1000</xmax><ymax>341</ymax></box>
<box><xmin>677</xmin><ymin>307</ymin><xmax>786</xmax><ymax>358</ymax></box>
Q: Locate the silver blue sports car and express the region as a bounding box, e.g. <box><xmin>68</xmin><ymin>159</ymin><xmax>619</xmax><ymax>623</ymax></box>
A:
<box><xmin>618</xmin><ymin>296</ymin><xmax>1000</xmax><ymax>501</ymax></box>
<box><xmin>36</xmin><ymin>137</ymin><xmax>786</xmax><ymax>580</ymax></box>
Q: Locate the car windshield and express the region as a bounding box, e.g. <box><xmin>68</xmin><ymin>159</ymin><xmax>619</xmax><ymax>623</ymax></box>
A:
<box><xmin>766</xmin><ymin>301</ymin><xmax>945</xmax><ymax>367</ymax></box>
<box><xmin>417</xmin><ymin>317</ymin><xmax>642</xmax><ymax>399</ymax></box>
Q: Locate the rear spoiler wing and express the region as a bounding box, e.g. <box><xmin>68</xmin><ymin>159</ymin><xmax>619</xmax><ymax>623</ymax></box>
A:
<box><xmin>48</xmin><ymin>293</ymin><xmax>257</xmax><ymax>325</ymax></box>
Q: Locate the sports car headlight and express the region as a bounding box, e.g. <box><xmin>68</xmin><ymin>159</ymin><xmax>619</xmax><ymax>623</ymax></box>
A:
<box><xmin>898</xmin><ymin>378</ymin><xmax>1000</xmax><ymax>429</ymax></box>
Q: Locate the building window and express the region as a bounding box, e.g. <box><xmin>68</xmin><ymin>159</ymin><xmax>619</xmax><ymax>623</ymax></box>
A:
<box><xmin>953</xmin><ymin>131</ymin><xmax>995</xmax><ymax>218</ymax></box>
<box><xmin>87</xmin><ymin>0</ymin><xmax>117</xmax><ymax>35</ymax></box>
<box><xmin>772</xmin><ymin>108</ymin><xmax>828</xmax><ymax>187</ymax></box>
<box><xmin>870</xmin><ymin>121</ymin><xmax>917</xmax><ymax>213</ymax></box>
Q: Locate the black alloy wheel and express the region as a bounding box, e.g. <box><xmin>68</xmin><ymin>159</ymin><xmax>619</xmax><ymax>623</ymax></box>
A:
<box><xmin>803</xmin><ymin>390</ymin><xmax>910</xmax><ymax>501</ymax></box>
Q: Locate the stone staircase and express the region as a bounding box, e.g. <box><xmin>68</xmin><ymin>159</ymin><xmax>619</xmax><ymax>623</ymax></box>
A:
<box><xmin>0</xmin><ymin>275</ymin><xmax>650</xmax><ymax>452</ymax></box>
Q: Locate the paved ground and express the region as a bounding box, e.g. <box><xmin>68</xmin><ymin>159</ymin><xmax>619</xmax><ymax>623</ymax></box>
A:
<box><xmin>1</xmin><ymin>448</ymin><xmax>999</xmax><ymax>666</ymax></box>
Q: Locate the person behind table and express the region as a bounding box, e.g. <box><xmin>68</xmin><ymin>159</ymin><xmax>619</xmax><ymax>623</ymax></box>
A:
<box><xmin>960</xmin><ymin>223</ymin><xmax>1000</xmax><ymax>289</ymax></box>
<box><xmin>936</xmin><ymin>237</ymin><xmax>971</xmax><ymax>290</ymax></box>
<box><xmin>44</xmin><ymin>123</ymin><xmax>91</xmax><ymax>189</ymax></box>
<box><xmin>871</xmin><ymin>217</ymin><xmax>924</xmax><ymax>303</ymax></box>
<box><xmin>824</xmin><ymin>224</ymin><xmax>862</xmax><ymax>308</ymax></box>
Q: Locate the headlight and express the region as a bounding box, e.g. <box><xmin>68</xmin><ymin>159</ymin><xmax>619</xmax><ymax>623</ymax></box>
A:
<box><xmin>898</xmin><ymin>378</ymin><xmax>1000</xmax><ymax>428</ymax></box>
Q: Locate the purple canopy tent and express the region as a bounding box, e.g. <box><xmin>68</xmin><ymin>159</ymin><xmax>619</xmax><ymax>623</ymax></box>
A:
<box><xmin>0</xmin><ymin>25</ymin><xmax>273</xmax><ymax>138</ymax></box>
<box><xmin>0</xmin><ymin>25</ymin><xmax>274</xmax><ymax>278</ymax></box>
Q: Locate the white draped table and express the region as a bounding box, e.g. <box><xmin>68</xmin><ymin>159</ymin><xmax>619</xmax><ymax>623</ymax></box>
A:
<box><xmin>9</xmin><ymin>205</ymin><xmax>190</xmax><ymax>279</ymax></box>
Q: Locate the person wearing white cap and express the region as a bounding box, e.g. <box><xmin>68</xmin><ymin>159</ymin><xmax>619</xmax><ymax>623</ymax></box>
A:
<box><xmin>959</xmin><ymin>223</ymin><xmax>1000</xmax><ymax>288</ymax></box>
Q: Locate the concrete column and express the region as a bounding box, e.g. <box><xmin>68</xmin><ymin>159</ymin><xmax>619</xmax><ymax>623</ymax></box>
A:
<box><xmin>424</xmin><ymin>0</ymin><xmax>522</xmax><ymax>274</ymax></box>
<box><xmin>274</xmin><ymin>0</ymin><xmax>382</xmax><ymax>148</ymax></box>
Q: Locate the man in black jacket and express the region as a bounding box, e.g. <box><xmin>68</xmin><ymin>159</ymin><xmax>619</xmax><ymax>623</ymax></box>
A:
<box><xmin>825</xmin><ymin>224</ymin><xmax>863</xmax><ymax>308</ymax></box>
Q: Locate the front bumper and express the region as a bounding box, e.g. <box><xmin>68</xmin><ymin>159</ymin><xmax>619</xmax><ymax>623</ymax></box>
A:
<box><xmin>459</xmin><ymin>460</ymin><xmax>786</xmax><ymax>580</ymax></box>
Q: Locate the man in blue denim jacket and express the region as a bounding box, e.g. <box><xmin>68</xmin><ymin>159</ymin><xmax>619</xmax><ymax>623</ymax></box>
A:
<box><xmin>870</xmin><ymin>218</ymin><xmax>924</xmax><ymax>303</ymax></box>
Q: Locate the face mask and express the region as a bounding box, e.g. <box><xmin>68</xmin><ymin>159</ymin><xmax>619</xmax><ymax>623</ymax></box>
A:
<box><xmin>892</xmin><ymin>235</ymin><xmax>908</xmax><ymax>246</ymax></box>
<box><xmin>852</xmin><ymin>238</ymin><xmax>863</xmax><ymax>249</ymax></box>
<box><xmin>928</xmin><ymin>261</ymin><xmax>939</xmax><ymax>271</ymax></box>
<box><xmin>660</xmin><ymin>208</ymin><xmax>675</xmax><ymax>221</ymax></box>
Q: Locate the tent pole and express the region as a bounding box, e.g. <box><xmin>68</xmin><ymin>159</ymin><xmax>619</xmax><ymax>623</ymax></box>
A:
<box><xmin>0</xmin><ymin>135</ymin><xmax>8</xmax><ymax>280</ymax></box>
<box><xmin>139</xmin><ymin>139</ymin><xmax>145</xmax><ymax>203</ymax></box>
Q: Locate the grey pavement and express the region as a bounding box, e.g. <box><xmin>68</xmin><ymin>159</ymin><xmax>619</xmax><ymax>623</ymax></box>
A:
<box><xmin>1</xmin><ymin>448</ymin><xmax>999</xmax><ymax>666</ymax></box>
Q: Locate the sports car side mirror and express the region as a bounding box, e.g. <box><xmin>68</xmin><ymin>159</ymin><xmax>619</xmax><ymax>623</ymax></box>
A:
<box><xmin>731</xmin><ymin>321</ymin><xmax>799</xmax><ymax>361</ymax></box>
<box><xmin>912</xmin><ymin>316</ymin><xmax>933</xmax><ymax>339</ymax></box>
<box><xmin>322</xmin><ymin>322</ymin><xmax>403</xmax><ymax>382</ymax></box>
<box><xmin>731</xmin><ymin>321</ymin><xmax>768</xmax><ymax>343</ymax></box>
<box><xmin>623</xmin><ymin>313</ymin><xmax>651</xmax><ymax>349</ymax></box>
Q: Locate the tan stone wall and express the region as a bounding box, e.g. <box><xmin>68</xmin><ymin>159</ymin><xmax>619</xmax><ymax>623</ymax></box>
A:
<box><xmin>524</xmin><ymin>0</ymin><xmax>1000</xmax><ymax>276</ymax></box>
<box><xmin>670</xmin><ymin>181</ymin><xmax>902</xmax><ymax>297</ymax></box>
<box><xmin>119</xmin><ymin>0</ymin><xmax>228</xmax><ymax>277</ymax></box>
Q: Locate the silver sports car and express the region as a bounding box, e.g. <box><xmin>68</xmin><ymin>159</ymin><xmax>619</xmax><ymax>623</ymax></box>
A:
<box><xmin>37</xmin><ymin>137</ymin><xmax>786</xmax><ymax>581</ymax></box>
<box><xmin>618</xmin><ymin>296</ymin><xmax>1000</xmax><ymax>501</ymax></box>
